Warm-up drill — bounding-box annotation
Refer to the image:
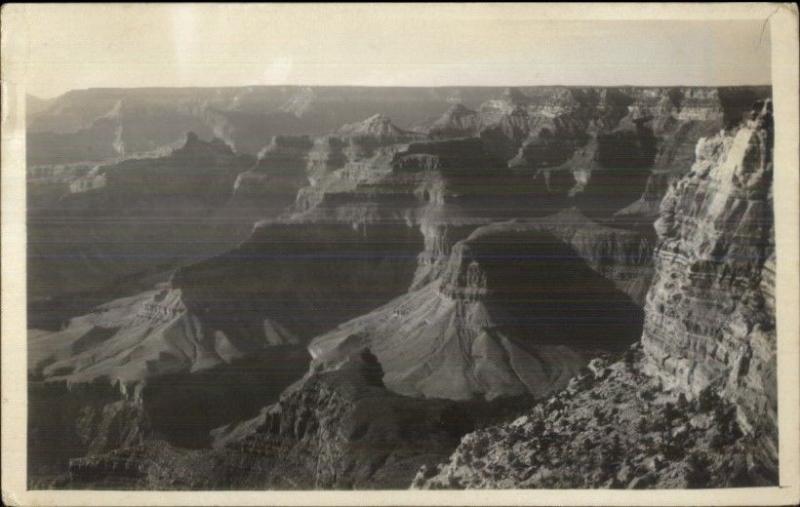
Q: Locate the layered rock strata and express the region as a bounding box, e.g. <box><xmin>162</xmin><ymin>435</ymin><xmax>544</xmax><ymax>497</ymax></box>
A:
<box><xmin>641</xmin><ymin>100</ymin><xmax>776</xmax><ymax>462</ymax></box>
<box><xmin>412</xmin><ymin>100</ymin><xmax>777</xmax><ymax>489</ymax></box>
<box><xmin>310</xmin><ymin>209</ymin><xmax>652</xmax><ymax>401</ymax></box>
<box><xmin>27</xmin><ymin>88</ymin><xmax>775</xmax><ymax>490</ymax></box>
<box><xmin>27</xmin><ymin>133</ymin><xmax>259</xmax><ymax>313</ymax></box>
<box><xmin>63</xmin><ymin>349</ymin><xmax>529</xmax><ymax>490</ymax></box>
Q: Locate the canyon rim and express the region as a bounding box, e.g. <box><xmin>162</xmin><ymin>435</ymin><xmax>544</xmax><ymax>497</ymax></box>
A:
<box><xmin>3</xmin><ymin>4</ymin><xmax>799</xmax><ymax>506</ymax></box>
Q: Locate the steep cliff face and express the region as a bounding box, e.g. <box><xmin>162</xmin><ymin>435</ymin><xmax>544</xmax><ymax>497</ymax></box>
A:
<box><xmin>641</xmin><ymin>100</ymin><xmax>776</xmax><ymax>460</ymax></box>
<box><xmin>28</xmin><ymin>86</ymin><xmax>775</xmax><ymax>490</ymax></box>
<box><xmin>413</xmin><ymin>100</ymin><xmax>777</xmax><ymax>489</ymax></box>
<box><xmin>500</xmin><ymin>87</ymin><xmax>768</xmax><ymax>219</ymax></box>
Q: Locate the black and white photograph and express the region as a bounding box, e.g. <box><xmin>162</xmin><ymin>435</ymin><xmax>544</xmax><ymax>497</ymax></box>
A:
<box><xmin>1</xmin><ymin>3</ymin><xmax>798</xmax><ymax>505</ymax></box>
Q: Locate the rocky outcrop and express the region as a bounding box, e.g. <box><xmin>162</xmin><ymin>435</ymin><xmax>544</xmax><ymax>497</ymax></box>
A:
<box><xmin>479</xmin><ymin>107</ymin><xmax>533</xmax><ymax>161</ymax></box>
<box><xmin>232</xmin><ymin>135</ymin><xmax>313</xmax><ymax>201</ymax></box>
<box><xmin>414</xmin><ymin>346</ymin><xmax>776</xmax><ymax>489</ymax></box>
<box><xmin>210</xmin><ymin>352</ymin><xmax>468</xmax><ymax>489</ymax></box>
<box><xmin>28</xmin><ymin>86</ymin><xmax>768</xmax><ymax>167</ymax></box>
<box><xmin>28</xmin><ymin>87</ymin><xmax>775</xmax><ymax>490</ymax></box>
<box><xmin>60</xmin><ymin>349</ymin><xmax>528</xmax><ymax>490</ymax></box>
<box><xmin>306</xmin><ymin>136</ymin><xmax>347</xmax><ymax>183</ymax></box>
<box><xmin>336</xmin><ymin>114</ymin><xmax>426</xmax><ymax>160</ymax></box>
<box><xmin>501</xmin><ymin>87</ymin><xmax>769</xmax><ymax>219</ymax></box>
<box><xmin>641</xmin><ymin>100</ymin><xmax>776</xmax><ymax>463</ymax></box>
<box><xmin>338</xmin><ymin>113</ymin><xmax>415</xmax><ymax>139</ymax></box>
<box><xmin>412</xmin><ymin>99</ymin><xmax>776</xmax><ymax>489</ymax></box>
<box><xmin>428</xmin><ymin>104</ymin><xmax>481</xmax><ymax>138</ymax></box>
<box><xmin>29</xmin><ymin>105</ymin><xmax>657</xmax><ymax>484</ymax></box>
<box><xmin>121</xmin><ymin>109</ymin><xmax>655</xmax><ymax>407</ymax></box>
<box><xmin>309</xmin><ymin>209</ymin><xmax>651</xmax><ymax>402</ymax></box>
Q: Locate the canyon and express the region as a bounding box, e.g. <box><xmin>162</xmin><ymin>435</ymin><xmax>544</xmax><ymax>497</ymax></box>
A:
<box><xmin>26</xmin><ymin>85</ymin><xmax>775</xmax><ymax>489</ymax></box>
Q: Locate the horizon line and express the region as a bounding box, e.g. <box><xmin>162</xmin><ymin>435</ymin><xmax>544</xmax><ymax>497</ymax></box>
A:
<box><xmin>30</xmin><ymin>82</ymin><xmax>774</xmax><ymax>101</ymax></box>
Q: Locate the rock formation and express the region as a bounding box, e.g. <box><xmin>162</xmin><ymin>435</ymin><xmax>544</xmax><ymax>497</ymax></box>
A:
<box><xmin>27</xmin><ymin>132</ymin><xmax>294</xmax><ymax>325</ymax></box>
<box><xmin>309</xmin><ymin>209</ymin><xmax>651</xmax><ymax>401</ymax></box>
<box><xmin>232</xmin><ymin>135</ymin><xmax>313</xmax><ymax>199</ymax></box>
<box><xmin>641</xmin><ymin>100</ymin><xmax>776</xmax><ymax>463</ymax></box>
<box><xmin>27</xmin><ymin>86</ymin><xmax>775</xmax><ymax>490</ymax></box>
<box><xmin>413</xmin><ymin>99</ymin><xmax>777</xmax><ymax>489</ymax></box>
<box><xmin>413</xmin><ymin>346</ymin><xmax>776</xmax><ymax>489</ymax></box>
<box><xmin>428</xmin><ymin>104</ymin><xmax>482</xmax><ymax>138</ymax></box>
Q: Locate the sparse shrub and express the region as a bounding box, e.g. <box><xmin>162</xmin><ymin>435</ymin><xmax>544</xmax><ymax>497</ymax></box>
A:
<box><xmin>725</xmin><ymin>456</ymin><xmax>753</xmax><ymax>487</ymax></box>
<box><xmin>508</xmin><ymin>425</ymin><xmax>526</xmax><ymax>445</ymax></box>
<box><xmin>509</xmin><ymin>454</ymin><xmax>527</xmax><ymax>472</ymax></box>
<box><xmin>710</xmin><ymin>425</ymin><xmax>741</xmax><ymax>450</ymax></box>
<box><xmin>639</xmin><ymin>387</ymin><xmax>655</xmax><ymax>402</ymax></box>
<box><xmin>599</xmin><ymin>453</ymin><xmax>619</xmax><ymax>481</ymax></box>
<box><xmin>714</xmin><ymin>402</ymin><xmax>733</xmax><ymax>423</ymax></box>
<box><xmin>710</xmin><ymin>404</ymin><xmax>742</xmax><ymax>449</ymax></box>
<box><xmin>686</xmin><ymin>451</ymin><xmax>712</xmax><ymax>487</ymax></box>
<box><xmin>593</xmin><ymin>406</ymin><xmax>606</xmax><ymax>425</ymax></box>
<box><xmin>651</xmin><ymin>416</ymin><xmax>668</xmax><ymax>433</ymax></box>
<box><xmin>539</xmin><ymin>435</ymin><xmax>551</xmax><ymax>453</ymax></box>
<box><xmin>660</xmin><ymin>437</ymin><xmax>685</xmax><ymax>460</ymax></box>
<box><xmin>662</xmin><ymin>402</ymin><xmax>677</xmax><ymax>421</ymax></box>
<box><xmin>710</xmin><ymin>431</ymin><xmax>725</xmax><ymax>450</ymax></box>
<box><xmin>471</xmin><ymin>435</ymin><xmax>489</xmax><ymax>459</ymax></box>
<box><xmin>697</xmin><ymin>386</ymin><xmax>719</xmax><ymax>412</ymax></box>
<box><xmin>641</xmin><ymin>435</ymin><xmax>654</xmax><ymax>453</ymax></box>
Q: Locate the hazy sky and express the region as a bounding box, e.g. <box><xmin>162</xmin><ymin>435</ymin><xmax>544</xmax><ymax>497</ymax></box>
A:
<box><xmin>6</xmin><ymin>4</ymin><xmax>772</xmax><ymax>99</ymax></box>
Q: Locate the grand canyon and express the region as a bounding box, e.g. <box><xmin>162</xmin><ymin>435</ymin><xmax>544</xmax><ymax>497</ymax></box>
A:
<box><xmin>26</xmin><ymin>84</ymin><xmax>777</xmax><ymax>490</ymax></box>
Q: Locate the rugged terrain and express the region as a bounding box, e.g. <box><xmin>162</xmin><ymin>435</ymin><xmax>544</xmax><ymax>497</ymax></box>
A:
<box><xmin>27</xmin><ymin>86</ymin><xmax>775</xmax><ymax>489</ymax></box>
<box><xmin>413</xmin><ymin>346</ymin><xmax>776</xmax><ymax>489</ymax></box>
<box><xmin>414</xmin><ymin>100</ymin><xmax>776</xmax><ymax>489</ymax></box>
